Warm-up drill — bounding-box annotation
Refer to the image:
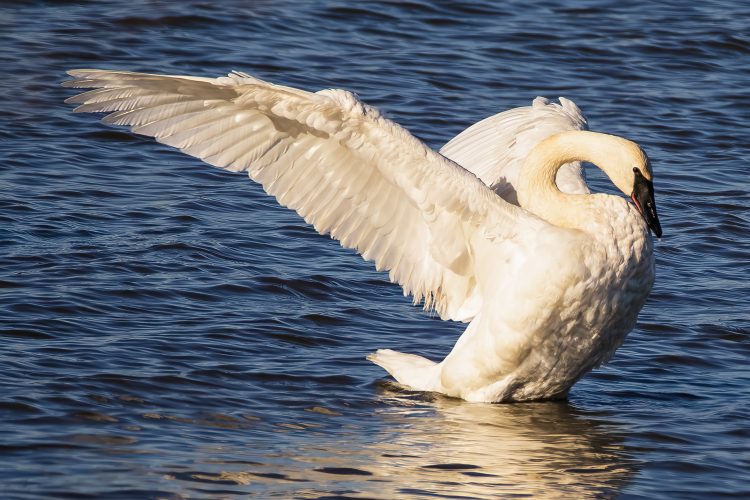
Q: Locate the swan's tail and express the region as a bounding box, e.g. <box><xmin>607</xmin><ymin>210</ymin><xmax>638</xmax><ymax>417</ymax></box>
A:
<box><xmin>367</xmin><ymin>349</ymin><xmax>442</xmax><ymax>392</ymax></box>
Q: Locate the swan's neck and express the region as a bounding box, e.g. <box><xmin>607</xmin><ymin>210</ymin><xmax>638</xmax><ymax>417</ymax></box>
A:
<box><xmin>517</xmin><ymin>131</ymin><xmax>629</xmax><ymax>231</ymax></box>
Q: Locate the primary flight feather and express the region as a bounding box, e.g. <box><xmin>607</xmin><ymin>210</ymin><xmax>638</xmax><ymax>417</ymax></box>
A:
<box><xmin>64</xmin><ymin>69</ymin><xmax>661</xmax><ymax>402</ymax></box>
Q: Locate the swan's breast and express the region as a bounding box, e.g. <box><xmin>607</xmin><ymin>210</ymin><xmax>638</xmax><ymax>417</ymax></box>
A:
<box><xmin>456</xmin><ymin>198</ymin><xmax>655</xmax><ymax>402</ymax></box>
<box><xmin>511</xmin><ymin>199</ymin><xmax>654</xmax><ymax>399</ymax></box>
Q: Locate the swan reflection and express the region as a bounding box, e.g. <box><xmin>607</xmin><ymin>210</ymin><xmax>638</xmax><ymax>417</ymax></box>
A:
<box><xmin>183</xmin><ymin>383</ymin><xmax>636</xmax><ymax>498</ymax></box>
<box><xmin>361</xmin><ymin>383</ymin><xmax>637</xmax><ymax>498</ymax></box>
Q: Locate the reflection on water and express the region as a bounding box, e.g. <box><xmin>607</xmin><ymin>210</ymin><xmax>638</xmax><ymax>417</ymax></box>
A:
<box><xmin>177</xmin><ymin>384</ymin><xmax>635</xmax><ymax>498</ymax></box>
<box><xmin>370</xmin><ymin>385</ymin><xmax>635</xmax><ymax>498</ymax></box>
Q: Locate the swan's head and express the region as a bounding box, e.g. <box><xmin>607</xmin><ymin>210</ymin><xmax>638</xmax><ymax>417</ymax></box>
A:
<box><xmin>522</xmin><ymin>130</ymin><xmax>663</xmax><ymax>237</ymax></box>
<box><xmin>604</xmin><ymin>138</ymin><xmax>662</xmax><ymax>238</ymax></box>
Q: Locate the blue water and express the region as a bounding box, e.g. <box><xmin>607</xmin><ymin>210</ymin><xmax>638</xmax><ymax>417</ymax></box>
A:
<box><xmin>2</xmin><ymin>0</ymin><xmax>749</xmax><ymax>498</ymax></box>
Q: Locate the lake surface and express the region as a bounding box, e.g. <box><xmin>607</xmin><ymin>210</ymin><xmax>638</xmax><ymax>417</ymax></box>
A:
<box><xmin>1</xmin><ymin>0</ymin><xmax>749</xmax><ymax>498</ymax></box>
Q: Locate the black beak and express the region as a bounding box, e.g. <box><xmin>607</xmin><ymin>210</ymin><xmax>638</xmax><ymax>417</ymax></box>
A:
<box><xmin>631</xmin><ymin>169</ymin><xmax>662</xmax><ymax>238</ymax></box>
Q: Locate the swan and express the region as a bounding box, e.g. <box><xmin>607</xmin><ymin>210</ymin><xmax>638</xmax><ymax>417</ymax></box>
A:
<box><xmin>63</xmin><ymin>69</ymin><xmax>662</xmax><ymax>403</ymax></box>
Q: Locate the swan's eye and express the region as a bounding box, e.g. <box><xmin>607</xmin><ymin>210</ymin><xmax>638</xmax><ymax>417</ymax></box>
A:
<box><xmin>633</xmin><ymin>167</ymin><xmax>639</xmax><ymax>173</ymax></box>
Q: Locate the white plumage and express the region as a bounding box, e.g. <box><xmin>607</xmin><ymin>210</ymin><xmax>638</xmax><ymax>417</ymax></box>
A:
<box><xmin>64</xmin><ymin>69</ymin><xmax>660</xmax><ymax>402</ymax></box>
<box><xmin>440</xmin><ymin>96</ymin><xmax>590</xmax><ymax>203</ymax></box>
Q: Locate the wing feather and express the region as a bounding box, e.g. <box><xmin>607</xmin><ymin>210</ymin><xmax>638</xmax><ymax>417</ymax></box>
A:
<box><xmin>441</xmin><ymin>96</ymin><xmax>590</xmax><ymax>204</ymax></box>
<box><xmin>64</xmin><ymin>69</ymin><xmax>543</xmax><ymax>322</ymax></box>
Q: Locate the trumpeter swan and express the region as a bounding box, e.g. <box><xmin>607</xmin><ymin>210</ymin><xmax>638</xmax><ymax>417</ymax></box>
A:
<box><xmin>64</xmin><ymin>70</ymin><xmax>661</xmax><ymax>402</ymax></box>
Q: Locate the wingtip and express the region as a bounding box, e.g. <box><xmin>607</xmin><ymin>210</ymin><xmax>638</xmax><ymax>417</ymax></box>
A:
<box><xmin>365</xmin><ymin>350</ymin><xmax>381</xmax><ymax>362</ymax></box>
<box><xmin>366</xmin><ymin>348</ymin><xmax>394</xmax><ymax>365</ymax></box>
<box><xmin>66</xmin><ymin>69</ymin><xmax>94</xmax><ymax>77</ymax></box>
<box><xmin>62</xmin><ymin>69</ymin><xmax>94</xmax><ymax>88</ymax></box>
<box><xmin>532</xmin><ymin>96</ymin><xmax>550</xmax><ymax>108</ymax></box>
<box><xmin>558</xmin><ymin>96</ymin><xmax>583</xmax><ymax>114</ymax></box>
<box><xmin>65</xmin><ymin>68</ymin><xmax>128</xmax><ymax>80</ymax></box>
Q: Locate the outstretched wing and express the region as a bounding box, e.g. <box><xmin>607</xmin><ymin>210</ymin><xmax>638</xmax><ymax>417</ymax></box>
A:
<box><xmin>64</xmin><ymin>69</ymin><xmax>545</xmax><ymax>322</ymax></box>
<box><xmin>440</xmin><ymin>97</ymin><xmax>590</xmax><ymax>205</ymax></box>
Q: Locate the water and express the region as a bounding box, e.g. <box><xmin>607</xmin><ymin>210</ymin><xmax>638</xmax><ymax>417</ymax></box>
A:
<box><xmin>1</xmin><ymin>0</ymin><xmax>749</xmax><ymax>497</ymax></box>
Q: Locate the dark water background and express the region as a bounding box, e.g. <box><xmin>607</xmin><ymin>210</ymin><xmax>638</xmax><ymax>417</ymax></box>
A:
<box><xmin>2</xmin><ymin>0</ymin><xmax>749</xmax><ymax>498</ymax></box>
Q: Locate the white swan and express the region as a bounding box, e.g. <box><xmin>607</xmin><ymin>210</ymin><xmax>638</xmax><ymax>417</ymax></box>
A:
<box><xmin>64</xmin><ymin>70</ymin><xmax>661</xmax><ymax>403</ymax></box>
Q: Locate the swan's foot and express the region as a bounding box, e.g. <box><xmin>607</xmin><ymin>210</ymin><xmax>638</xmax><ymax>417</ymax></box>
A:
<box><xmin>367</xmin><ymin>349</ymin><xmax>442</xmax><ymax>393</ymax></box>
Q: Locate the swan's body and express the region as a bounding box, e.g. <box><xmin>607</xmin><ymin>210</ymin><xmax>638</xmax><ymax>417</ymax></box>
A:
<box><xmin>64</xmin><ymin>70</ymin><xmax>661</xmax><ymax>402</ymax></box>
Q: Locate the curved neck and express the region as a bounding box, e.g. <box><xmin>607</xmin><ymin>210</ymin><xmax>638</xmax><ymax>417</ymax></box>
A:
<box><xmin>517</xmin><ymin>131</ymin><xmax>630</xmax><ymax>231</ymax></box>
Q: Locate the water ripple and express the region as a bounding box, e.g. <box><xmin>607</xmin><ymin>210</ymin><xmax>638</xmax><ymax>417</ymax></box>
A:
<box><xmin>1</xmin><ymin>0</ymin><xmax>748</xmax><ymax>498</ymax></box>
